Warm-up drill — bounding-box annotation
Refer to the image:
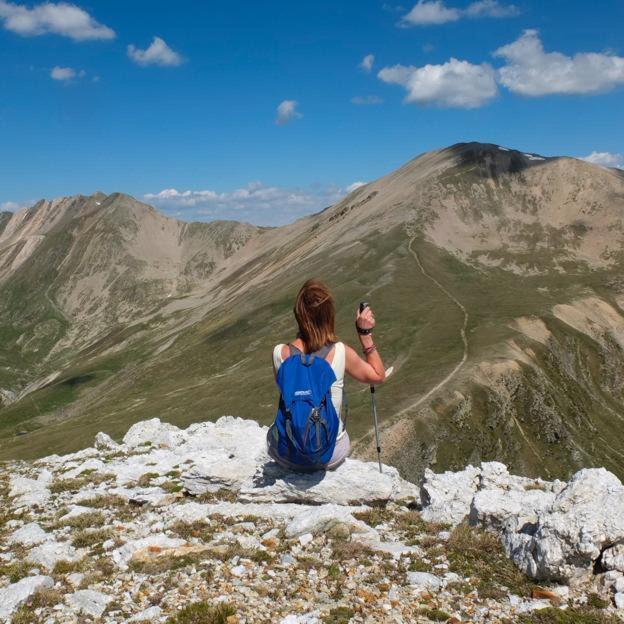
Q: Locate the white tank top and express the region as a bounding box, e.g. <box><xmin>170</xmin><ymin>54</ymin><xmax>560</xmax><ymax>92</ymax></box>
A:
<box><xmin>273</xmin><ymin>342</ymin><xmax>347</xmax><ymax>439</ymax></box>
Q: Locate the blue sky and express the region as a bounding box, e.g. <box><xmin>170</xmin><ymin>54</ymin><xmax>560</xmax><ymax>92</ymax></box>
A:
<box><xmin>0</xmin><ymin>0</ymin><xmax>623</xmax><ymax>225</ymax></box>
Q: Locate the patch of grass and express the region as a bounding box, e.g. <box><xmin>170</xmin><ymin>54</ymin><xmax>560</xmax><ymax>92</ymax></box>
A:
<box><xmin>50</xmin><ymin>473</ymin><xmax>113</xmax><ymax>494</ymax></box>
<box><xmin>518</xmin><ymin>607</ymin><xmax>621</xmax><ymax>624</ymax></box>
<box><xmin>128</xmin><ymin>550</ymin><xmax>209</xmax><ymax>575</ymax></box>
<box><xmin>196</xmin><ymin>489</ymin><xmax>238</xmax><ymax>503</ymax></box>
<box><xmin>417</xmin><ymin>608</ymin><xmax>451</xmax><ymax>621</ymax></box>
<box><xmin>446</xmin><ymin>523</ymin><xmax>535</xmax><ymax>600</ymax></box>
<box><xmin>331</xmin><ymin>540</ymin><xmax>377</xmax><ymax>564</ymax></box>
<box><xmin>52</xmin><ymin>558</ymin><xmax>89</xmax><ymax>575</ymax></box>
<box><xmin>30</xmin><ymin>587</ymin><xmax>63</xmax><ymax>608</ymax></box>
<box><xmin>353</xmin><ymin>508</ymin><xmax>394</xmax><ymax>527</ymax></box>
<box><xmin>327</xmin><ymin>562</ymin><xmax>341</xmax><ymax>578</ymax></box>
<box><xmin>162</xmin><ymin>481</ymin><xmax>184</xmax><ymax>493</ymax></box>
<box><xmin>322</xmin><ymin>606</ymin><xmax>355</xmax><ymax>624</ymax></box>
<box><xmin>587</xmin><ymin>593</ymin><xmax>609</xmax><ymax>609</ymax></box>
<box><xmin>170</xmin><ymin>520</ymin><xmax>214</xmax><ymax>541</ymax></box>
<box><xmin>0</xmin><ymin>560</ymin><xmax>31</xmax><ymax>583</ymax></box>
<box><xmin>137</xmin><ymin>472</ymin><xmax>160</xmax><ymax>487</ymax></box>
<box><xmin>250</xmin><ymin>549</ymin><xmax>272</xmax><ymax>563</ymax></box>
<box><xmin>408</xmin><ymin>557</ymin><xmax>433</xmax><ymax>572</ymax></box>
<box><xmin>165</xmin><ymin>601</ymin><xmax>236</xmax><ymax>624</ymax></box>
<box><xmin>60</xmin><ymin>511</ymin><xmax>106</xmax><ymax>529</ymax></box>
<box><xmin>71</xmin><ymin>527</ymin><xmax>114</xmax><ymax>548</ymax></box>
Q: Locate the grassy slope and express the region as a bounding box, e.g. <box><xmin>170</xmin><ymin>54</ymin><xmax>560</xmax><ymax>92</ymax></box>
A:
<box><xmin>2</xmin><ymin>222</ymin><xmax>623</xmax><ymax>486</ymax></box>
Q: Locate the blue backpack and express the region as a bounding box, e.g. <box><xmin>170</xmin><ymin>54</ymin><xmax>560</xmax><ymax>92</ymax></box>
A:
<box><xmin>273</xmin><ymin>343</ymin><xmax>340</xmax><ymax>469</ymax></box>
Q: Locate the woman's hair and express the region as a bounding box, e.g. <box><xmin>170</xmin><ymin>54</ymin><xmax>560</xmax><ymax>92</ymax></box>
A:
<box><xmin>293</xmin><ymin>278</ymin><xmax>338</xmax><ymax>352</ymax></box>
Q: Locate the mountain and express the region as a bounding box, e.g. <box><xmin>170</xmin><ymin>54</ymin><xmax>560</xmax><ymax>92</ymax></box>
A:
<box><xmin>1</xmin><ymin>142</ymin><xmax>624</xmax><ymax>486</ymax></box>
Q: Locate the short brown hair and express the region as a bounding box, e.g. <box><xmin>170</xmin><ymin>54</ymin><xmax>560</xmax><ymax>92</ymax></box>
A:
<box><xmin>293</xmin><ymin>279</ymin><xmax>338</xmax><ymax>352</ymax></box>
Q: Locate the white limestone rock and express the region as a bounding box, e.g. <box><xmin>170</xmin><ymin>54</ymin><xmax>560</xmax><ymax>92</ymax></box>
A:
<box><xmin>62</xmin><ymin>458</ymin><xmax>106</xmax><ymax>479</ymax></box>
<box><xmin>123</xmin><ymin>417</ymin><xmax>188</xmax><ymax>449</ymax></box>
<box><xmin>503</xmin><ymin>468</ymin><xmax>624</xmax><ymax>582</ymax></box>
<box><xmin>9</xmin><ymin>470</ymin><xmax>53</xmax><ymax>508</ymax></box>
<box><xmin>27</xmin><ymin>540</ymin><xmax>82</xmax><ymax>571</ymax></box>
<box><xmin>420</xmin><ymin>464</ymin><xmax>480</xmax><ymax>526</ymax></box>
<box><xmin>603</xmin><ymin>544</ymin><xmax>624</xmax><ymax>573</ymax></box>
<box><xmin>66</xmin><ymin>589</ymin><xmax>113</xmax><ymax>618</ymax></box>
<box><xmin>407</xmin><ymin>571</ymin><xmax>442</xmax><ymax>592</ymax></box>
<box><xmin>130</xmin><ymin>606</ymin><xmax>163</xmax><ymax>621</ymax></box>
<box><xmin>240</xmin><ymin>458</ymin><xmax>420</xmax><ymax>506</ymax></box>
<box><xmin>7</xmin><ymin>522</ymin><xmax>49</xmax><ymax>547</ymax></box>
<box><xmin>284</xmin><ymin>504</ymin><xmax>375</xmax><ymax>539</ymax></box>
<box><xmin>112</xmin><ymin>534</ymin><xmax>187</xmax><ymax>570</ymax></box>
<box><xmin>470</xmin><ymin>480</ymin><xmax>556</xmax><ymax>531</ymax></box>
<box><xmin>94</xmin><ymin>431</ymin><xmax>121</xmax><ymax>451</ymax></box>
<box><xmin>0</xmin><ymin>576</ymin><xmax>54</xmax><ymax>620</ymax></box>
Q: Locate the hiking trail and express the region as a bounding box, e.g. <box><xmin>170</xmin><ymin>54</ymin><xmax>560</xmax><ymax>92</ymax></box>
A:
<box><xmin>393</xmin><ymin>236</ymin><xmax>469</xmax><ymax>416</ymax></box>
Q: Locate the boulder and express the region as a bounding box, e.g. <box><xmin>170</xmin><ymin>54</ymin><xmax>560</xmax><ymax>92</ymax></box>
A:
<box><xmin>420</xmin><ymin>465</ymin><xmax>480</xmax><ymax>526</ymax></box>
<box><xmin>240</xmin><ymin>458</ymin><xmax>420</xmax><ymax>506</ymax></box>
<box><xmin>284</xmin><ymin>504</ymin><xmax>375</xmax><ymax>539</ymax></box>
<box><xmin>0</xmin><ymin>576</ymin><xmax>54</xmax><ymax>620</ymax></box>
<box><xmin>603</xmin><ymin>544</ymin><xmax>624</xmax><ymax>573</ymax></box>
<box><xmin>95</xmin><ymin>431</ymin><xmax>121</xmax><ymax>451</ymax></box>
<box><xmin>503</xmin><ymin>468</ymin><xmax>624</xmax><ymax>582</ymax></box>
<box><xmin>123</xmin><ymin>418</ymin><xmax>188</xmax><ymax>449</ymax></box>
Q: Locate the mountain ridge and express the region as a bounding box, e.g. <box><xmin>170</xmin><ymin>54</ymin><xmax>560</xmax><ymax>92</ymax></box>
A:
<box><xmin>1</xmin><ymin>142</ymin><xmax>623</xmax><ymax>488</ymax></box>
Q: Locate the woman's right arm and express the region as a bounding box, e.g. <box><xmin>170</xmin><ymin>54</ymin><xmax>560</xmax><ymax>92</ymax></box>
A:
<box><xmin>344</xmin><ymin>305</ymin><xmax>386</xmax><ymax>385</ymax></box>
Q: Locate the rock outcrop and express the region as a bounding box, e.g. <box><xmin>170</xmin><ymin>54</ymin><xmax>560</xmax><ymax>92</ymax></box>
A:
<box><xmin>2</xmin><ymin>416</ymin><xmax>624</xmax><ymax>622</ymax></box>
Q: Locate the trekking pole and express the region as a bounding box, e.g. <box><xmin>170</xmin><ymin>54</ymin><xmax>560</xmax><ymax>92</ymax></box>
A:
<box><xmin>370</xmin><ymin>384</ymin><xmax>382</xmax><ymax>473</ymax></box>
<box><xmin>370</xmin><ymin>366</ymin><xmax>394</xmax><ymax>474</ymax></box>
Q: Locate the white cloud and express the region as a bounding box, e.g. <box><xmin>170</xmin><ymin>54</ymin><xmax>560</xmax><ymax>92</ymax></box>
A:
<box><xmin>276</xmin><ymin>100</ymin><xmax>302</xmax><ymax>125</ymax></box>
<box><xmin>346</xmin><ymin>181</ymin><xmax>367</xmax><ymax>192</ymax></box>
<box><xmin>1</xmin><ymin>200</ymin><xmax>31</xmax><ymax>211</ymax></box>
<box><xmin>495</xmin><ymin>30</ymin><xmax>624</xmax><ymax>96</ymax></box>
<box><xmin>360</xmin><ymin>53</ymin><xmax>375</xmax><ymax>72</ymax></box>
<box><xmin>464</xmin><ymin>0</ymin><xmax>518</xmax><ymax>18</ymax></box>
<box><xmin>400</xmin><ymin>0</ymin><xmax>517</xmax><ymax>26</ymax></box>
<box><xmin>401</xmin><ymin>1</ymin><xmax>459</xmax><ymax>25</ymax></box>
<box><xmin>144</xmin><ymin>181</ymin><xmax>363</xmax><ymax>226</ymax></box>
<box><xmin>580</xmin><ymin>151</ymin><xmax>624</xmax><ymax>169</ymax></box>
<box><xmin>378</xmin><ymin>58</ymin><xmax>497</xmax><ymax>108</ymax></box>
<box><xmin>50</xmin><ymin>65</ymin><xmax>85</xmax><ymax>81</ymax></box>
<box><xmin>0</xmin><ymin>0</ymin><xmax>114</xmax><ymax>40</ymax></box>
<box><xmin>127</xmin><ymin>37</ymin><xmax>184</xmax><ymax>67</ymax></box>
<box><xmin>351</xmin><ymin>95</ymin><xmax>384</xmax><ymax>105</ymax></box>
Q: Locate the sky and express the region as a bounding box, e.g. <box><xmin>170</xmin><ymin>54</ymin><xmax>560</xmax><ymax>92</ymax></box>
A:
<box><xmin>0</xmin><ymin>0</ymin><xmax>623</xmax><ymax>225</ymax></box>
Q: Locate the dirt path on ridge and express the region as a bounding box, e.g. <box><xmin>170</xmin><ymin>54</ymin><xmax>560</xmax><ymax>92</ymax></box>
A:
<box><xmin>353</xmin><ymin>236</ymin><xmax>469</xmax><ymax>458</ymax></box>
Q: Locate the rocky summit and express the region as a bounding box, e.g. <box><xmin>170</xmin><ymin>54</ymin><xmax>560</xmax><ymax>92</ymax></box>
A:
<box><xmin>1</xmin><ymin>416</ymin><xmax>624</xmax><ymax>623</ymax></box>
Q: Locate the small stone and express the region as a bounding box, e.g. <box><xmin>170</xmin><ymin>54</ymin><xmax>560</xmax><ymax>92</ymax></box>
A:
<box><xmin>406</xmin><ymin>572</ymin><xmax>442</xmax><ymax>592</ymax></box>
<box><xmin>130</xmin><ymin>606</ymin><xmax>162</xmax><ymax>621</ymax></box>
<box><xmin>615</xmin><ymin>592</ymin><xmax>624</xmax><ymax>610</ymax></box>
<box><xmin>280</xmin><ymin>553</ymin><xmax>295</xmax><ymax>566</ymax></box>
<box><xmin>66</xmin><ymin>589</ymin><xmax>113</xmax><ymax>617</ymax></box>
<box><xmin>298</xmin><ymin>533</ymin><xmax>313</xmax><ymax>547</ymax></box>
<box><xmin>67</xmin><ymin>573</ymin><xmax>85</xmax><ymax>587</ymax></box>
<box><xmin>230</xmin><ymin>565</ymin><xmax>245</xmax><ymax>577</ymax></box>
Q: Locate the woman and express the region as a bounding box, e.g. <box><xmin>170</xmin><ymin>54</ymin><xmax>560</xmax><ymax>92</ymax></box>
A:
<box><xmin>268</xmin><ymin>278</ymin><xmax>386</xmax><ymax>471</ymax></box>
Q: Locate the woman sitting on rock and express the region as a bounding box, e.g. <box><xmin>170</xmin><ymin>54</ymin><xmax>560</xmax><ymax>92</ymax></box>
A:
<box><xmin>267</xmin><ymin>278</ymin><xmax>386</xmax><ymax>471</ymax></box>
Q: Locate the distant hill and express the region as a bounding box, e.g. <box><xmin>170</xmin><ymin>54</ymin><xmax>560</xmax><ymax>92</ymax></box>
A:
<box><xmin>1</xmin><ymin>142</ymin><xmax>624</xmax><ymax>485</ymax></box>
